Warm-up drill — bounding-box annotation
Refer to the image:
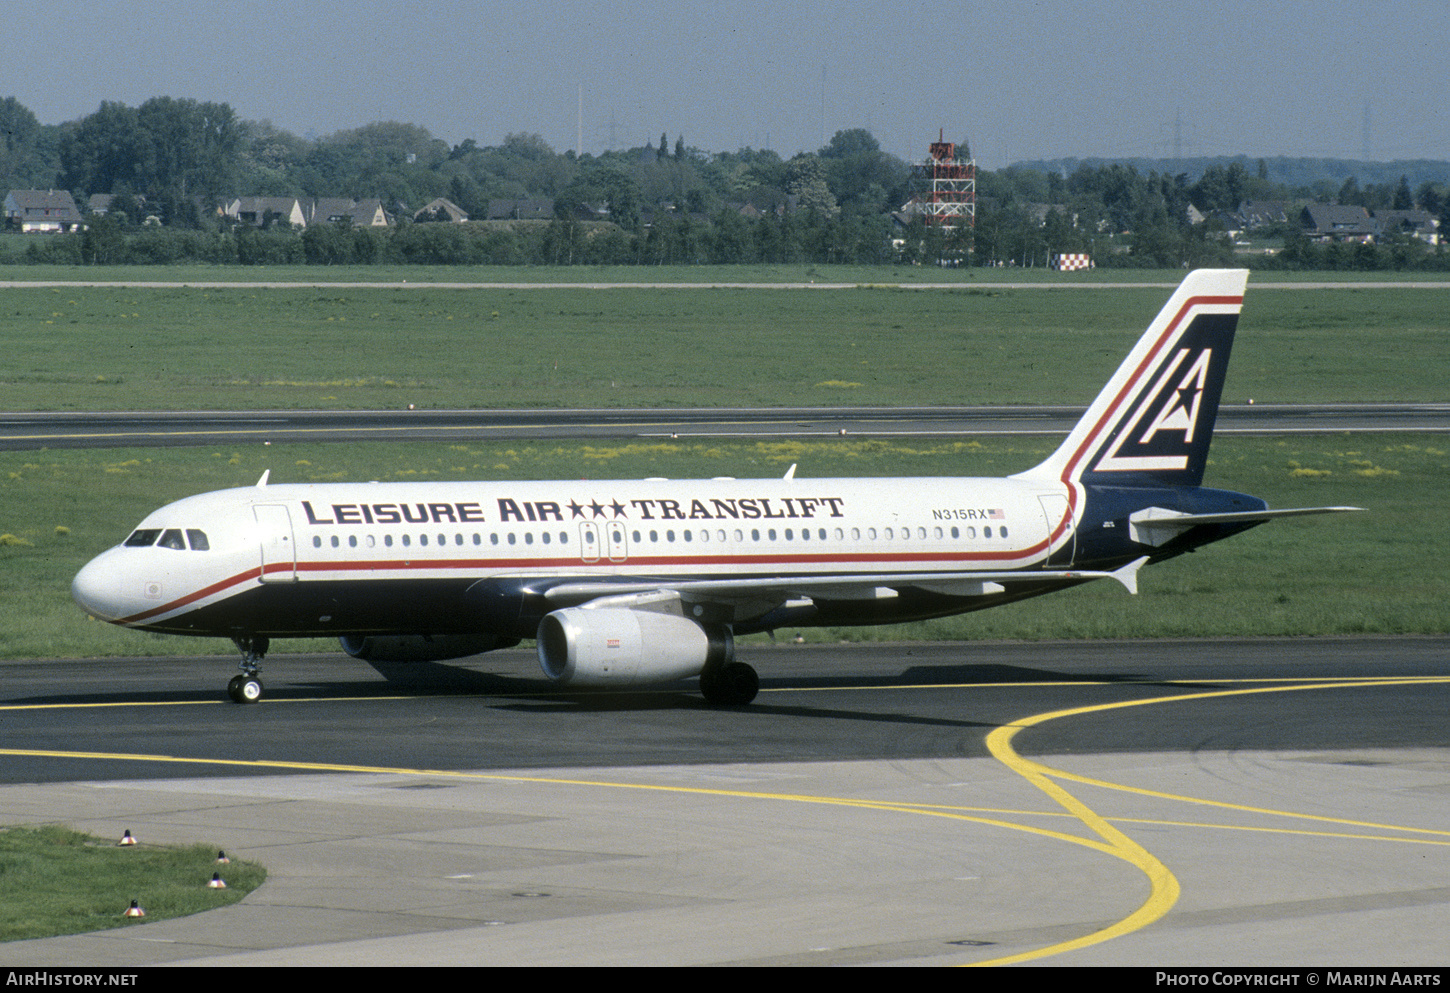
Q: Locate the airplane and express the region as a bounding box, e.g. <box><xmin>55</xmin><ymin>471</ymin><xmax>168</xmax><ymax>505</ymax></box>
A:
<box><xmin>72</xmin><ymin>269</ymin><xmax>1358</xmax><ymax>706</ymax></box>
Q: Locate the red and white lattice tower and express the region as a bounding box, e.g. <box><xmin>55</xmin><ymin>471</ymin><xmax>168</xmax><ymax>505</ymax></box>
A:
<box><xmin>915</xmin><ymin>130</ymin><xmax>975</xmax><ymax>230</ymax></box>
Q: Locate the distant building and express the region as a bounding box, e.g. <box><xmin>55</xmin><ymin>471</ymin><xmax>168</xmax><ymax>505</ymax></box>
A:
<box><xmin>4</xmin><ymin>189</ymin><xmax>83</xmax><ymax>233</ymax></box>
<box><xmin>413</xmin><ymin>198</ymin><xmax>468</xmax><ymax>223</ymax></box>
<box><xmin>308</xmin><ymin>198</ymin><xmax>391</xmax><ymax>227</ymax></box>
<box><xmin>225</xmin><ymin>196</ymin><xmax>307</xmax><ymax>229</ymax></box>
<box><xmin>87</xmin><ymin>193</ymin><xmax>158</xmax><ymax>225</ymax></box>
<box><xmin>1301</xmin><ymin>203</ymin><xmax>1375</xmax><ymax>243</ymax></box>
<box><xmin>310</xmin><ymin>198</ymin><xmax>359</xmax><ymax>225</ymax></box>
<box><xmin>219</xmin><ymin>196</ymin><xmax>392</xmax><ymax>229</ymax></box>
<box><xmin>1373</xmin><ymin>209</ymin><xmax>1440</xmax><ymax>246</ymax></box>
<box><xmin>1235</xmin><ymin>200</ymin><xmax>1290</xmax><ymax>229</ymax></box>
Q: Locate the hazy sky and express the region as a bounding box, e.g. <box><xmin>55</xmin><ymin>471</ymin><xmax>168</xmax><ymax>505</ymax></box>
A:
<box><xmin>12</xmin><ymin>0</ymin><xmax>1449</xmax><ymax>167</ymax></box>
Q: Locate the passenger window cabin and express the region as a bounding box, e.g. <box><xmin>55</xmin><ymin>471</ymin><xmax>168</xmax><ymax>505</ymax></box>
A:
<box><xmin>292</xmin><ymin>509</ymin><xmax>999</xmax><ymax>564</ymax></box>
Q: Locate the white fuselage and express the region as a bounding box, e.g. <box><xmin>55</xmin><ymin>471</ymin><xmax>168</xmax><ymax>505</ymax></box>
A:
<box><xmin>72</xmin><ymin>475</ymin><xmax>1077</xmax><ymax>636</ymax></box>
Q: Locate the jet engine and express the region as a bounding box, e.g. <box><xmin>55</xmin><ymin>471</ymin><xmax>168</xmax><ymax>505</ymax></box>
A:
<box><xmin>338</xmin><ymin>633</ymin><xmax>516</xmax><ymax>662</ymax></box>
<box><xmin>537</xmin><ymin>605</ymin><xmax>731</xmax><ymax>687</ymax></box>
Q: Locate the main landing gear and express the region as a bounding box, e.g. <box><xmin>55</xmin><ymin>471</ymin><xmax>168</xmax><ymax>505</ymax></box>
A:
<box><xmin>227</xmin><ymin>635</ymin><xmax>269</xmax><ymax>704</ymax></box>
<box><xmin>698</xmin><ymin>660</ymin><xmax>759</xmax><ymax>706</ymax></box>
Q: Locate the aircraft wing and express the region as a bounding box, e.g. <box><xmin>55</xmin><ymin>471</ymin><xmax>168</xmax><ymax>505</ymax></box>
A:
<box><xmin>539</xmin><ymin>558</ymin><xmax>1152</xmax><ymax>606</ymax></box>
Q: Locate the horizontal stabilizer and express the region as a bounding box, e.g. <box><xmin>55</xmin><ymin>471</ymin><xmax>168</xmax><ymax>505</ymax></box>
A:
<box><xmin>1128</xmin><ymin>505</ymin><xmax>1362</xmax><ymax>547</ymax></box>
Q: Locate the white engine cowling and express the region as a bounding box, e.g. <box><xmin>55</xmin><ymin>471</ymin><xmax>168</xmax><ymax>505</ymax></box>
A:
<box><xmin>537</xmin><ymin>606</ymin><xmax>730</xmax><ymax>687</ymax></box>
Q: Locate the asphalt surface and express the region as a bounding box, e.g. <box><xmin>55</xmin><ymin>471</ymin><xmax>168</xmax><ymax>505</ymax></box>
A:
<box><xmin>2</xmin><ymin>638</ymin><xmax>1446</xmax><ymax>966</ymax></box>
<box><xmin>4</xmin><ymin>403</ymin><xmax>1448</xmax><ymax>450</ymax></box>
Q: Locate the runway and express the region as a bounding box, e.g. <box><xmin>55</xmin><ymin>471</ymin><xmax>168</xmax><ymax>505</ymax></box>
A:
<box><xmin>2</xmin><ymin>638</ymin><xmax>1446</xmax><ymax>966</ymax></box>
<box><xmin>3</xmin><ymin>403</ymin><xmax>1447</xmax><ymax>450</ymax></box>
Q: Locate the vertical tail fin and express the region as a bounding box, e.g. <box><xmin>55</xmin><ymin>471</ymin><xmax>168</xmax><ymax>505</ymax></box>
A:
<box><xmin>1016</xmin><ymin>269</ymin><xmax>1248</xmax><ymax>488</ymax></box>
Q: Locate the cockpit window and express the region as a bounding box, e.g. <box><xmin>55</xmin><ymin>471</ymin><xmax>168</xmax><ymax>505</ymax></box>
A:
<box><xmin>158</xmin><ymin>528</ymin><xmax>187</xmax><ymax>550</ymax></box>
<box><xmin>186</xmin><ymin>529</ymin><xmax>210</xmax><ymax>551</ymax></box>
<box><xmin>124</xmin><ymin>529</ymin><xmax>161</xmax><ymax>547</ymax></box>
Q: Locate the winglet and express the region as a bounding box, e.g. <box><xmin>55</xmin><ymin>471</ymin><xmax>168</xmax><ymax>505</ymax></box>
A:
<box><xmin>783</xmin><ymin>463</ymin><xmax>797</xmax><ymax>481</ymax></box>
<box><xmin>255</xmin><ymin>470</ymin><xmax>270</xmax><ymax>488</ymax></box>
<box><xmin>1110</xmin><ymin>555</ymin><xmax>1150</xmax><ymax>595</ymax></box>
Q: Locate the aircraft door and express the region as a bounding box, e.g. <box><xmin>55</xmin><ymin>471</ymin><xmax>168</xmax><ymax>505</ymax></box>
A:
<box><xmin>606</xmin><ymin>521</ymin><xmax>628</xmax><ymax>562</ymax></box>
<box><xmin>579</xmin><ymin>522</ymin><xmax>601</xmax><ymax>563</ymax></box>
<box><xmin>254</xmin><ymin>504</ymin><xmax>297</xmax><ymax>582</ymax></box>
<box><xmin>1038</xmin><ymin>494</ymin><xmax>1075</xmax><ymax>566</ymax></box>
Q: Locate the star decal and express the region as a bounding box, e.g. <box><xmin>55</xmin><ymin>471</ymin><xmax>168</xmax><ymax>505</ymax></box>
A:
<box><xmin>610</xmin><ymin>499</ymin><xmax>628</xmax><ymax>518</ymax></box>
<box><xmin>590</xmin><ymin>500</ymin><xmax>606</xmax><ymax>518</ymax></box>
<box><xmin>568</xmin><ymin>500</ymin><xmax>585</xmax><ymax>518</ymax></box>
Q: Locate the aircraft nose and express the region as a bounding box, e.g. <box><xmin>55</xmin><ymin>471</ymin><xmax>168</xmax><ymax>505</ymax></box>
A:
<box><xmin>72</xmin><ymin>551</ymin><xmax>128</xmax><ymax>623</ymax></box>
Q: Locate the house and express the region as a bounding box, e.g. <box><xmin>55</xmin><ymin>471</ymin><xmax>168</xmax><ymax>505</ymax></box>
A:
<box><xmin>4</xmin><ymin>190</ymin><xmax>84</xmax><ymax>233</ymax></box>
<box><xmin>1301</xmin><ymin>203</ymin><xmax>1375</xmax><ymax>243</ymax></box>
<box><xmin>87</xmin><ymin>193</ymin><xmax>158</xmax><ymax>224</ymax></box>
<box><xmin>309</xmin><ymin>198</ymin><xmax>358</xmax><ymax>225</ymax></box>
<box><xmin>225</xmin><ymin>196</ymin><xmax>307</xmax><ymax>229</ymax></box>
<box><xmin>348</xmin><ymin>199</ymin><xmax>391</xmax><ymax>227</ymax></box>
<box><xmin>1235</xmin><ymin>200</ymin><xmax>1290</xmax><ymax>229</ymax></box>
<box><xmin>1373</xmin><ymin>209</ymin><xmax>1440</xmax><ymax>246</ymax></box>
<box><xmin>413</xmin><ymin>198</ymin><xmax>468</xmax><ymax>223</ymax></box>
<box><xmin>307</xmin><ymin>198</ymin><xmax>392</xmax><ymax>227</ymax></box>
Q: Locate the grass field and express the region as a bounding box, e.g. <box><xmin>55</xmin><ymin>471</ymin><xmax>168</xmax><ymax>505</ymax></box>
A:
<box><xmin>0</xmin><ymin>825</ymin><xmax>265</xmax><ymax>942</ymax></box>
<box><xmin>0</xmin><ymin>279</ymin><xmax>1447</xmax><ymax>410</ymax></box>
<box><xmin>5</xmin><ymin>262</ymin><xmax>1450</xmax><ymax>284</ymax></box>
<box><xmin>0</xmin><ymin>272</ymin><xmax>1443</xmax><ymax>658</ymax></box>
<box><xmin>1</xmin><ymin>433</ymin><xmax>1444</xmax><ymax>661</ymax></box>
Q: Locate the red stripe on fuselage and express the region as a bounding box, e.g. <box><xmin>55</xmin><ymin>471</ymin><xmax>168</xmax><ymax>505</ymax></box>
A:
<box><xmin>115</xmin><ymin>540</ymin><xmax>1054</xmax><ymax>627</ymax></box>
<box><xmin>118</xmin><ymin>565</ymin><xmax>263</xmax><ymax>625</ymax></box>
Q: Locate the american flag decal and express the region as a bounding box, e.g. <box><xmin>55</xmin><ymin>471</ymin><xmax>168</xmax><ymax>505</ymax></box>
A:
<box><xmin>988</xmin><ymin>509</ymin><xmax>1005</xmax><ymax>520</ymax></box>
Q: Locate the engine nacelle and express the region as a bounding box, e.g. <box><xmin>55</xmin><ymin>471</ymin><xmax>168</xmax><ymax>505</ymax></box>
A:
<box><xmin>537</xmin><ymin>607</ymin><xmax>731</xmax><ymax>687</ymax></box>
<box><xmin>339</xmin><ymin>633</ymin><xmax>515</xmax><ymax>662</ymax></box>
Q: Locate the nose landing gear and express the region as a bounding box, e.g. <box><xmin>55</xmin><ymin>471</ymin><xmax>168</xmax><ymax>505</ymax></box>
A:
<box><xmin>227</xmin><ymin>635</ymin><xmax>269</xmax><ymax>704</ymax></box>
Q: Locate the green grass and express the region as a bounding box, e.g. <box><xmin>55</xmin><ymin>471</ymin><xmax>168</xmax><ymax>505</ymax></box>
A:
<box><xmin>0</xmin><ymin>275</ymin><xmax>1442</xmax><ymax>654</ymax></box>
<box><xmin>0</xmin><ymin>825</ymin><xmax>265</xmax><ymax>942</ymax></box>
<box><xmin>5</xmin><ymin>262</ymin><xmax>1450</xmax><ymax>284</ymax></box>
<box><xmin>0</xmin><ymin>282</ymin><xmax>1447</xmax><ymax>409</ymax></box>
<box><xmin>0</xmin><ymin>262</ymin><xmax>1203</xmax><ymax>285</ymax></box>
<box><xmin>1</xmin><ymin>434</ymin><xmax>1444</xmax><ymax>661</ymax></box>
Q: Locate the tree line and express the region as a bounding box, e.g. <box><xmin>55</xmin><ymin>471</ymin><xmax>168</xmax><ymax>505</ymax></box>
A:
<box><xmin>4</xmin><ymin>95</ymin><xmax>1450</xmax><ymax>269</ymax></box>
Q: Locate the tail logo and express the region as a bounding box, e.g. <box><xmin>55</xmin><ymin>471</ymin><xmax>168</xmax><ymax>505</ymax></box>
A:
<box><xmin>1013</xmin><ymin>270</ymin><xmax>1245</xmax><ymax>490</ymax></box>
<box><xmin>1092</xmin><ymin>347</ymin><xmax>1213</xmax><ymax>474</ymax></box>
